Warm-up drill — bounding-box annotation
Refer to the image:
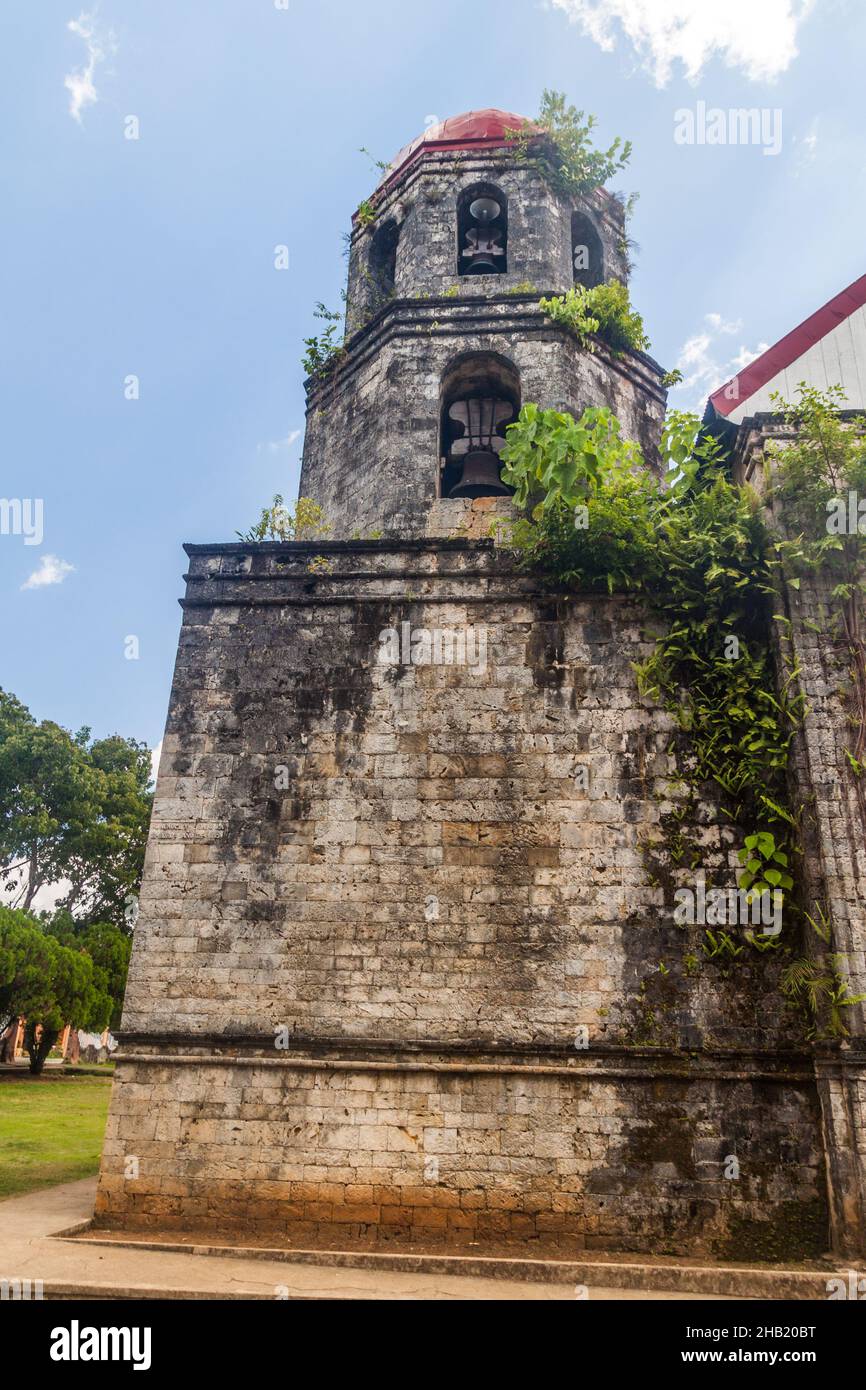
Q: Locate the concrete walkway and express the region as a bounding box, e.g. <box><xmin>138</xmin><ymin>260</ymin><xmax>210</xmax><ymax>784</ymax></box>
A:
<box><xmin>0</xmin><ymin>1180</ymin><xmax>739</xmax><ymax>1300</ymax></box>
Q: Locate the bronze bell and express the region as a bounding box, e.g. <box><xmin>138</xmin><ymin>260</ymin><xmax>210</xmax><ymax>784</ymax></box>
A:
<box><xmin>461</xmin><ymin>227</ymin><xmax>504</xmax><ymax>273</ymax></box>
<box><xmin>450</xmin><ymin>448</ymin><xmax>511</xmax><ymax>498</ymax></box>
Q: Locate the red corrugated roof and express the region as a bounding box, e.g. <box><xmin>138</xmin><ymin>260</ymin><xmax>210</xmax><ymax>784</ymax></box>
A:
<box><xmin>708</xmin><ymin>273</ymin><xmax>866</xmax><ymax>418</ymax></box>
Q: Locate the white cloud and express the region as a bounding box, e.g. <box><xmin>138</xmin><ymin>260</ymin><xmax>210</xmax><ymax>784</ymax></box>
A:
<box><xmin>791</xmin><ymin>115</ymin><xmax>820</xmax><ymax>174</ymax></box>
<box><xmin>668</xmin><ymin>312</ymin><xmax>769</xmax><ymax>411</ymax></box>
<box><xmin>64</xmin><ymin>10</ymin><xmax>115</xmax><ymax>124</ymax></box>
<box><xmin>21</xmin><ymin>554</ymin><xmax>75</xmax><ymax>590</ymax></box>
<box><xmin>549</xmin><ymin>0</ymin><xmax>816</xmax><ymax>85</ymax></box>
<box><xmin>729</xmin><ymin>342</ymin><xmax>770</xmax><ymax>373</ymax></box>
<box><xmin>258</xmin><ymin>429</ymin><xmax>302</xmax><ymax>455</ymax></box>
<box><xmin>705</xmin><ymin>313</ymin><xmax>741</xmax><ymax>334</ymax></box>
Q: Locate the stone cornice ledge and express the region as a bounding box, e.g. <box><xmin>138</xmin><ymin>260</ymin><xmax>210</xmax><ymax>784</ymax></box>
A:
<box><xmin>114</xmin><ymin>1032</ymin><xmax>816</xmax><ymax>1082</ymax></box>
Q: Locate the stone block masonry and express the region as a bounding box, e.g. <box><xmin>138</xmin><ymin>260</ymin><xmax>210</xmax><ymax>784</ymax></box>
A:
<box><xmin>301</xmin><ymin>296</ymin><xmax>666</xmax><ymax>540</ymax></box>
<box><xmin>733</xmin><ymin>419</ymin><xmax>866</xmax><ymax>1259</ymax></box>
<box><xmin>304</xmin><ymin>146</ymin><xmax>663</xmax><ymax>541</ymax></box>
<box><xmin>99</xmin><ymin>1052</ymin><xmax>823</xmax><ymax>1255</ymax></box>
<box><xmin>95</xmin><ymin>539</ymin><xmax>828</xmax><ymax>1257</ymax></box>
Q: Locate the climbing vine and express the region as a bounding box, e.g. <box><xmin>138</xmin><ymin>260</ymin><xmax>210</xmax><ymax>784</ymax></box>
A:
<box><xmin>781</xmin><ymin>904</ymin><xmax>865</xmax><ymax>1040</ymax></box>
<box><xmin>301</xmin><ymin>303</ymin><xmax>345</xmax><ymax>380</ymax></box>
<box><xmin>497</xmin><ymin>395</ymin><xmax>865</xmax><ymax>1037</ymax></box>
<box><xmin>499</xmin><ymin>404</ymin><xmax>798</xmax><ymax>836</ymax></box>
<box><xmin>356</xmin><ymin>146</ymin><xmax>390</xmax><ymax>222</ymax></box>
<box><xmin>767</xmin><ymin>384</ymin><xmax>866</xmax><ymax>780</ymax></box>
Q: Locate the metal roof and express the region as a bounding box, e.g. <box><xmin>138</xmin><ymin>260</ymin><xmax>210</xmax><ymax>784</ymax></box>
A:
<box><xmin>708</xmin><ymin>273</ymin><xmax>866</xmax><ymax>420</ymax></box>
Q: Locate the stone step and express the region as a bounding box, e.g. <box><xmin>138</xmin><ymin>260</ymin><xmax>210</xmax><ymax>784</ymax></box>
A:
<box><xmin>65</xmin><ymin>1230</ymin><xmax>846</xmax><ymax>1300</ymax></box>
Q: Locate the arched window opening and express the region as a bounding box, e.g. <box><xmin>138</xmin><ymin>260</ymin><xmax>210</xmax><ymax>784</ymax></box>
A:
<box><xmin>439</xmin><ymin>353</ymin><xmax>520</xmax><ymax>498</ymax></box>
<box><xmin>571</xmin><ymin>211</ymin><xmax>604</xmax><ymax>289</ymax></box>
<box><xmin>457</xmin><ymin>184</ymin><xmax>508</xmax><ymax>277</ymax></box>
<box><xmin>367</xmin><ymin>217</ymin><xmax>400</xmax><ymax>309</ymax></box>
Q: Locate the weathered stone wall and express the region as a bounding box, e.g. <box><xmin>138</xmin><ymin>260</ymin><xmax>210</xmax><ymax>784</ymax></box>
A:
<box><xmin>734</xmin><ymin>419</ymin><xmax>866</xmax><ymax>1012</ymax></box>
<box><xmin>346</xmin><ymin>153</ymin><xmax>626</xmax><ymax>335</ymax></box>
<box><xmin>95</xmin><ymin>540</ymin><xmax>828</xmax><ymax>1256</ymax></box>
<box><xmin>300</xmin><ymin>303</ymin><xmax>666</xmax><ymax>539</ymax></box>
<box><xmin>734</xmin><ymin>417</ymin><xmax>866</xmax><ymax>1258</ymax></box>
<box><xmin>301</xmin><ymin>142</ymin><xmax>649</xmax><ymax>541</ymax></box>
<box><xmin>97</xmin><ymin>1052</ymin><xmax>824</xmax><ymax>1256</ymax></box>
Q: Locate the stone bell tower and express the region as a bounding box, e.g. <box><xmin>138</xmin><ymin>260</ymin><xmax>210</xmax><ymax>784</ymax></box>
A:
<box><xmin>95</xmin><ymin>110</ymin><xmax>834</xmax><ymax>1261</ymax></box>
<box><xmin>299</xmin><ymin>109</ymin><xmax>666</xmax><ymax>538</ymax></box>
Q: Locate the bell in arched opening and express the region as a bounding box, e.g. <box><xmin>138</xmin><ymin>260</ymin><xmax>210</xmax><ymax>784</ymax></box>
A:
<box><xmin>457</xmin><ymin>186</ymin><xmax>508</xmax><ymax>277</ymax></box>
<box><xmin>445</xmin><ymin>397</ymin><xmax>513</xmax><ymax>498</ymax></box>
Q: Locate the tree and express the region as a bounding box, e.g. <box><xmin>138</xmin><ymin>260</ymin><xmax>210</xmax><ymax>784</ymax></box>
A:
<box><xmin>0</xmin><ymin>689</ymin><xmax>152</xmax><ymax>930</ymax></box>
<box><xmin>45</xmin><ymin>913</ymin><xmax>132</xmax><ymax>1032</ymax></box>
<box><xmin>0</xmin><ymin>907</ymin><xmax>111</xmax><ymax>1073</ymax></box>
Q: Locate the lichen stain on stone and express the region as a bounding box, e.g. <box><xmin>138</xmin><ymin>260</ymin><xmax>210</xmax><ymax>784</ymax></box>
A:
<box><xmin>527</xmin><ymin>600</ymin><xmax>566</xmax><ymax>690</ymax></box>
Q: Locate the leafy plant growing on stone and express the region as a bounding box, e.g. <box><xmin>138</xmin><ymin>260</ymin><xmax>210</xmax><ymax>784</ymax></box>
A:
<box><xmin>497</xmin><ymin>403</ymin><xmax>802</xmax><ymax>922</ymax></box>
<box><xmin>359</xmin><ymin>146</ymin><xmax>390</xmax><ymax>175</ymax></box>
<box><xmin>302</xmin><ymin>303</ymin><xmax>345</xmax><ymax>380</ymax></box>
<box><xmin>737</xmin><ymin>831</ymin><xmax>793</xmax><ymax>902</ymax></box>
<box><xmin>701</xmin><ymin>929</ymin><xmax>743</xmax><ymax>961</ymax></box>
<box><xmin>236</xmin><ymin>495</ymin><xmax>331</xmax><ymax>543</ymax></box>
<box><xmin>355</xmin><ymin>146</ymin><xmax>391</xmax><ymax>220</ymax></box>
<box><xmin>508</xmin><ymin>91</ymin><xmax>632</xmax><ymax>198</ymax></box>
<box><xmin>498</xmin><ymin>402</ymin><xmax>643</xmax><ymax>513</ymax></box>
<box><xmin>540</xmin><ymin>282</ymin><xmax>649</xmax><ymax>358</ymax></box>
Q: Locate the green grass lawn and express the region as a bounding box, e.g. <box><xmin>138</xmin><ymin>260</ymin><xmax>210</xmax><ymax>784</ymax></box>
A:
<box><xmin>0</xmin><ymin>1074</ymin><xmax>112</xmax><ymax>1199</ymax></box>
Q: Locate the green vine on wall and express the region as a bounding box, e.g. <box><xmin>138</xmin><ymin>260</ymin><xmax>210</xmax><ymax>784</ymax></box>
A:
<box><xmin>496</xmin><ymin>391</ymin><xmax>865</xmax><ymax>1038</ymax></box>
<box><xmin>506</xmin><ymin>93</ymin><xmax>638</xmax><ymax>270</ymax></box>
<box><xmin>499</xmin><ymin>403</ymin><xmax>798</xmax><ymax>835</ymax></box>
<box><xmin>781</xmin><ymin>904</ymin><xmax>865</xmax><ymax>1040</ymax></box>
<box><xmin>767</xmin><ymin>384</ymin><xmax>866</xmax><ymax>782</ymax></box>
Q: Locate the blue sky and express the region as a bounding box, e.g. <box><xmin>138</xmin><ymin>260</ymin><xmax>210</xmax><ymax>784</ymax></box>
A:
<box><xmin>1</xmin><ymin>0</ymin><xmax>863</xmax><ymax>756</ymax></box>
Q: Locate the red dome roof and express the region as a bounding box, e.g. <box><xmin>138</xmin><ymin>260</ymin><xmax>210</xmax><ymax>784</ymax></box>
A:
<box><xmin>376</xmin><ymin>108</ymin><xmax>537</xmax><ymax>198</ymax></box>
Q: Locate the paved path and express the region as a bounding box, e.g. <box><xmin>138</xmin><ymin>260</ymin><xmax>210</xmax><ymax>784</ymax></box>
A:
<box><xmin>0</xmin><ymin>1180</ymin><xmax>736</xmax><ymax>1300</ymax></box>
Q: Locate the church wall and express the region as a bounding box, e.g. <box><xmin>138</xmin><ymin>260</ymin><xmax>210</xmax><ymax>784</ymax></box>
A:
<box><xmin>301</xmin><ymin>303</ymin><xmax>666</xmax><ymax>539</ymax></box>
<box><xmin>95</xmin><ymin>540</ymin><xmax>828</xmax><ymax>1256</ymax></box>
<box><xmin>96</xmin><ymin>1055</ymin><xmax>823</xmax><ymax>1256</ymax></box>
<box><xmin>345</xmin><ymin>154</ymin><xmax>627</xmax><ymax>336</ymax></box>
<box><xmin>733</xmin><ymin>418</ymin><xmax>866</xmax><ymax>1257</ymax></box>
